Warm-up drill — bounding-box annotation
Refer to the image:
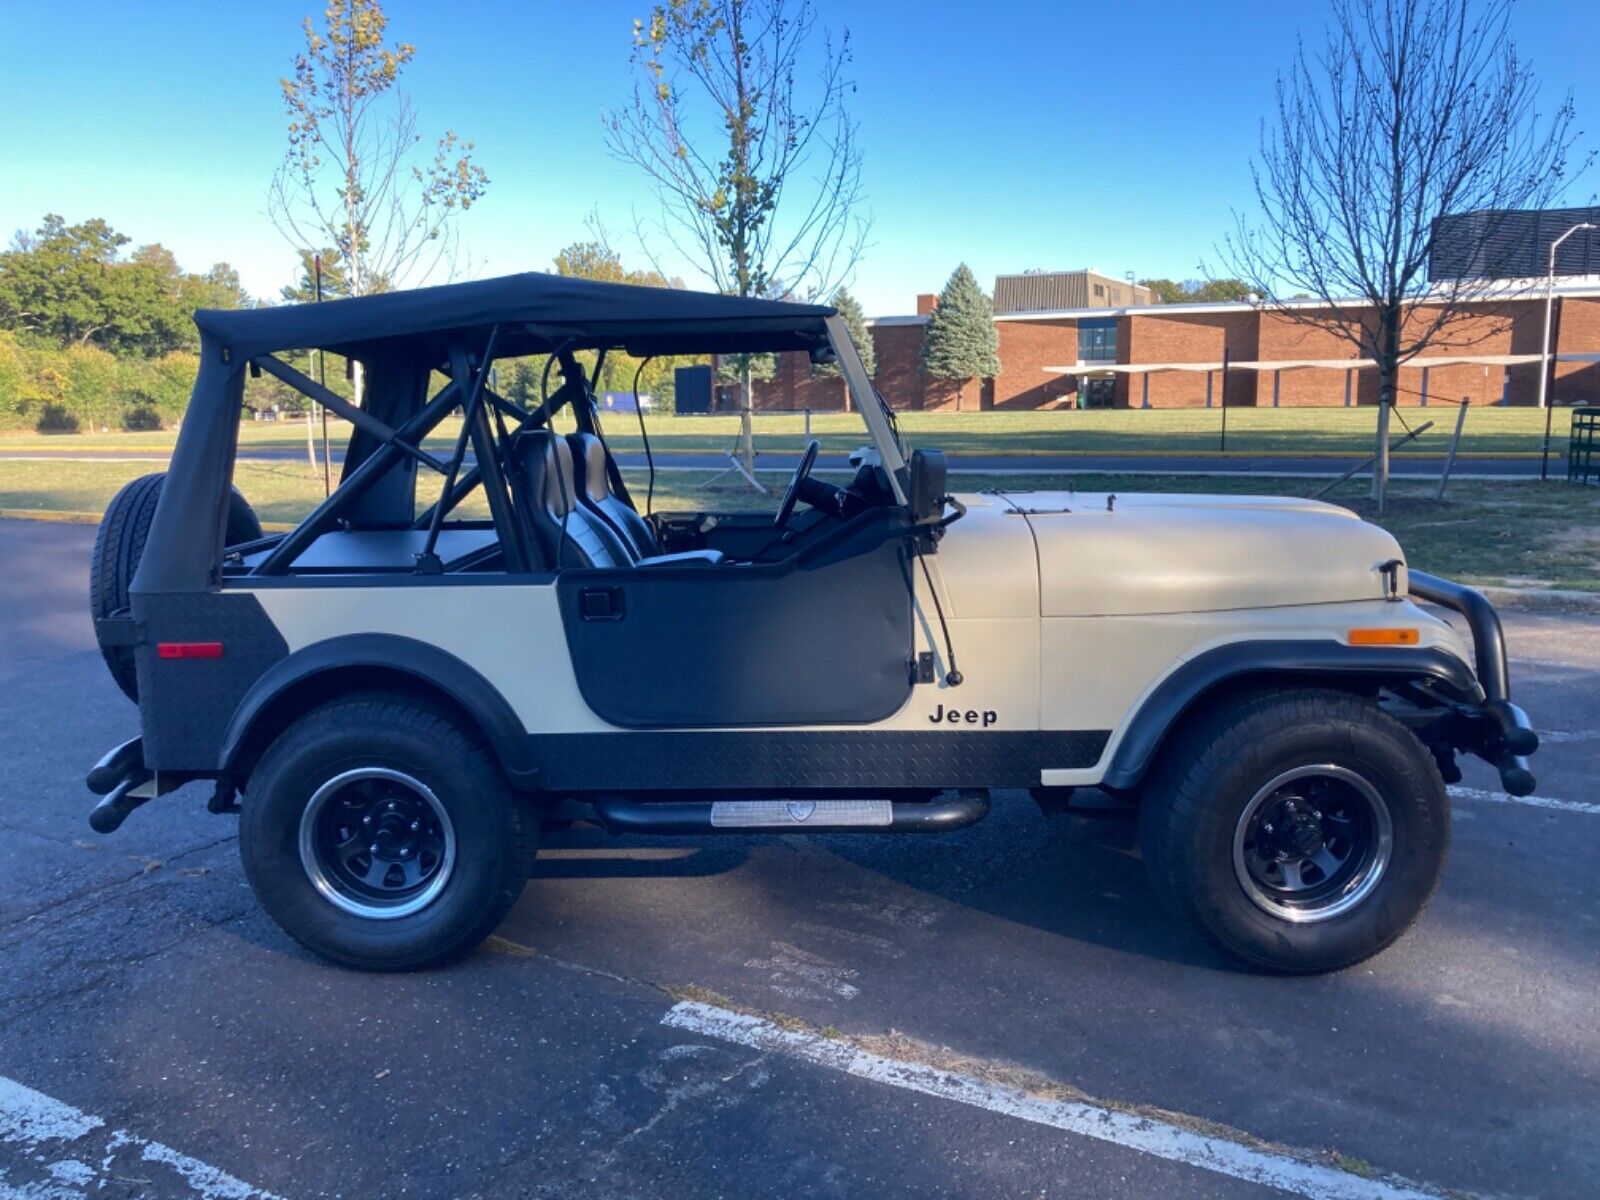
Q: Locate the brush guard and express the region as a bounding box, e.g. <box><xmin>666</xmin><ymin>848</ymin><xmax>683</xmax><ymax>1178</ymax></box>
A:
<box><xmin>1407</xmin><ymin>570</ymin><xmax>1539</xmax><ymax>796</ymax></box>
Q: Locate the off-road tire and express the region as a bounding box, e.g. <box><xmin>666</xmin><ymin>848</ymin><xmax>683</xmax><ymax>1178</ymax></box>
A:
<box><xmin>1140</xmin><ymin>688</ymin><xmax>1448</xmax><ymax>974</ymax></box>
<box><xmin>90</xmin><ymin>472</ymin><xmax>261</xmax><ymax>701</ymax></box>
<box><xmin>240</xmin><ymin>692</ymin><xmax>535</xmax><ymax>971</ymax></box>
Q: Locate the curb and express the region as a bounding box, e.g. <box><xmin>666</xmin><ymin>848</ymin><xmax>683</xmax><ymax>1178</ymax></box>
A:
<box><xmin>0</xmin><ymin>508</ymin><xmax>102</xmax><ymax>524</ymax></box>
<box><xmin>0</xmin><ymin>509</ymin><xmax>296</xmax><ymax>532</ymax></box>
<box><xmin>1475</xmin><ymin>585</ymin><xmax>1600</xmax><ymax>613</ymax></box>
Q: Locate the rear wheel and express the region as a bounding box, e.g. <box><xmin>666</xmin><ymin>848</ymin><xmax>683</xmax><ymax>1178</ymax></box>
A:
<box><xmin>1140</xmin><ymin>688</ymin><xmax>1448</xmax><ymax>973</ymax></box>
<box><xmin>240</xmin><ymin>693</ymin><xmax>534</xmax><ymax>971</ymax></box>
<box><xmin>90</xmin><ymin>472</ymin><xmax>261</xmax><ymax>701</ymax></box>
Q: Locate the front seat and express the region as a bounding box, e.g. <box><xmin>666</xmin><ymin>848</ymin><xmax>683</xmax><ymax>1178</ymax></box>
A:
<box><xmin>567</xmin><ymin>432</ymin><xmax>660</xmax><ymax>559</ymax></box>
<box><xmin>510</xmin><ymin>431</ymin><xmax>633</xmax><ymax>568</ymax></box>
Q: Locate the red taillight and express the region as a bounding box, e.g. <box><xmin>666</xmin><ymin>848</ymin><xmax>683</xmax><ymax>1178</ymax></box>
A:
<box><xmin>157</xmin><ymin>641</ymin><xmax>224</xmax><ymax>660</ymax></box>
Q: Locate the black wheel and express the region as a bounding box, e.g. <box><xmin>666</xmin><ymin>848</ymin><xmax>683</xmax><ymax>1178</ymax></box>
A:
<box><xmin>90</xmin><ymin>473</ymin><xmax>261</xmax><ymax>701</ymax></box>
<box><xmin>239</xmin><ymin>692</ymin><xmax>535</xmax><ymax>971</ymax></box>
<box><xmin>1140</xmin><ymin>688</ymin><xmax>1448</xmax><ymax>973</ymax></box>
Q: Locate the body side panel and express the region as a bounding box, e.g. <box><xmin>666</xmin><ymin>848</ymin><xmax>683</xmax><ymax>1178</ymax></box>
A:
<box><xmin>238</xmin><ymin>495</ymin><xmax>1047</xmax><ymax>738</ymax></box>
<box><xmin>1039</xmin><ymin>599</ymin><xmax>1471</xmax><ymax>786</ymax></box>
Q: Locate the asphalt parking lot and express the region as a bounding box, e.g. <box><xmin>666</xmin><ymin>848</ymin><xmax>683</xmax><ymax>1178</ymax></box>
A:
<box><xmin>2</xmin><ymin>517</ymin><xmax>1596</xmax><ymax>1199</ymax></box>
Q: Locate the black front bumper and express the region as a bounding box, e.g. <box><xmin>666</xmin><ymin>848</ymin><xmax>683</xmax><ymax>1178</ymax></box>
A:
<box><xmin>1407</xmin><ymin>570</ymin><xmax>1539</xmax><ymax>795</ymax></box>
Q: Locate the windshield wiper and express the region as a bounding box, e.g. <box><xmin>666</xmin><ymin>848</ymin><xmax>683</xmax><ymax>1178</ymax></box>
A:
<box><xmin>876</xmin><ymin>388</ymin><xmax>906</xmax><ymax>456</ymax></box>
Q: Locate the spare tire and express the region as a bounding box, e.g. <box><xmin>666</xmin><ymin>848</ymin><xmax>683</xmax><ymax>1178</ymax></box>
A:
<box><xmin>90</xmin><ymin>473</ymin><xmax>262</xmax><ymax>702</ymax></box>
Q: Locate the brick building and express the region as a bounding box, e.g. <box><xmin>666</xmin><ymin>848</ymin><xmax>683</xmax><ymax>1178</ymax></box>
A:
<box><xmin>750</xmin><ymin>282</ymin><xmax>1600</xmax><ymax>412</ymax></box>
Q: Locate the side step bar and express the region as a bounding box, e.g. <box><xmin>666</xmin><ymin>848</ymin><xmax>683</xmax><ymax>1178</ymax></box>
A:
<box><xmin>591</xmin><ymin>790</ymin><xmax>991</xmax><ymax>835</ymax></box>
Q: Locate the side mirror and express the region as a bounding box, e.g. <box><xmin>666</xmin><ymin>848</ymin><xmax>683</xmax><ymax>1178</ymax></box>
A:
<box><xmin>908</xmin><ymin>448</ymin><xmax>947</xmax><ymax>524</ymax></box>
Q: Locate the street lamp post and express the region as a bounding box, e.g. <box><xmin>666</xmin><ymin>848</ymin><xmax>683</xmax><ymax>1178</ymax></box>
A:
<box><xmin>1539</xmin><ymin>222</ymin><xmax>1595</xmax><ymax>480</ymax></box>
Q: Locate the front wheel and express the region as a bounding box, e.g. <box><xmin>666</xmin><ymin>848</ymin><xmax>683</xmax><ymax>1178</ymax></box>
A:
<box><xmin>240</xmin><ymin>692</ymin><xmax>534</xmax><ymax>971</ymax></box>
<box><xmin>1140</xmin><ymin>688</ymin><xmax>1448</xmax><ymax>973</ymax></box>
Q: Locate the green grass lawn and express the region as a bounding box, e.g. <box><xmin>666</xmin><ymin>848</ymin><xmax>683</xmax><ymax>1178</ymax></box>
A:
<box><xmin>5</xmin><ymin>458</ymin><xmax>1596</xmax><ymax>591</ymax></box>
<box><xmin>0</xmin><ymin>404</ymin><xmax>1578</xmax><ymax>459</ymax></box>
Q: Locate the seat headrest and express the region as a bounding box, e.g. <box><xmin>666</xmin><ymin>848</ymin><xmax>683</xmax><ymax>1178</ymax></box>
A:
<box><xmin>512</xmin><ymin>430</ymin><xmax>578</xmax><ymax>515</ymax></box>
<box><xmin>568</xmin><ymin>432</ymin><xmax>611</xmax><ymax>503</ymax></box>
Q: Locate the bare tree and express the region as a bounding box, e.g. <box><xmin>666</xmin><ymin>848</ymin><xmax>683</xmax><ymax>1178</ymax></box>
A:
<box><xmin>605</xmin><ymin>0</ymin><xmax>868</xmax><ymax>483</ymax></box>
<box><xmin>270</xmin><ymin>0</ymin><xmax>489</xmax><ymax>399</ymax></box>
<box><xmin>1221</xmin><ymin>0</ymin><xmax>1587</xmax><ymax>508</ymax></box>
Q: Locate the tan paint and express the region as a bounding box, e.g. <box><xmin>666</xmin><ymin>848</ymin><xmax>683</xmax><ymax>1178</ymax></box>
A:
<box><xmin>1005</xmin><ymin>491</ymin><xmax>1402</xmax><ymax>617</ymax></box>
<box><xmin>241</xmin><ymin>491</ymin><xmax>1468</xmax><ymax>787</ymax></box>
<box><xmin>247</xmin><ymin>584</ymin><xmax>617</xmax><ymax>734</ymax></box>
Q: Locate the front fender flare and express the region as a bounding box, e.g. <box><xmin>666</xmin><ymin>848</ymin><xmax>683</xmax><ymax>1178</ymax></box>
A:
<box><xmin>217</xmin><ymin>633</ymin><xmax>538</xmax><ymax>788</ymax></box>
<box><xmin>1100</xmin><ymin>639</ymin><xmax>1479</xmax><ymax>791</ymax></box>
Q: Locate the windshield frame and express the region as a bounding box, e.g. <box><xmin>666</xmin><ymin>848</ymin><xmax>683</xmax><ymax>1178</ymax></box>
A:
<box><xmin>824</xmin><ymin>314</ymin><xmax>909</xmax><ymax>504</ymax></box>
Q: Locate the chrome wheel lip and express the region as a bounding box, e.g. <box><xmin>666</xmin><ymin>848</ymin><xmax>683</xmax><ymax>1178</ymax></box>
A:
<box><xmin>1231</xmin><ymin>764</ymin><xmax>1393</xmax><ymax>925</ymax></box>
<box><xmin>298</xmin><ymin>767</ymin><xmax>456</xmax><ymax>921</ymax></box>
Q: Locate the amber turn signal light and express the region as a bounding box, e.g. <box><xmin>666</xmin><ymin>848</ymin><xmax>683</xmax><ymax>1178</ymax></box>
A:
<box><xmin>1346</xmin><ymin>628</ymin><xmax>1419</xmax><ymax>646</ymax></box>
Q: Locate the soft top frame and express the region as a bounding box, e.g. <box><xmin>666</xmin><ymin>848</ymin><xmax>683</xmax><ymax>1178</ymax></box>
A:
<box><xmin>132</xmin><ymin>276</ymin><xmax>902</xmax><ymax>595</ymax></box>
<box><xmin>194</xmin><ymin>271</ymin><xmax>837</xmax><ymax>364</ymax></box>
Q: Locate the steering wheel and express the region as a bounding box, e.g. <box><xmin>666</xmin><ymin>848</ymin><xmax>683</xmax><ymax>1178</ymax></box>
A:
<box><xmin>773</xmin><ymin>439</ymin><xmax>821</xmax><ymax>528</ymax></box>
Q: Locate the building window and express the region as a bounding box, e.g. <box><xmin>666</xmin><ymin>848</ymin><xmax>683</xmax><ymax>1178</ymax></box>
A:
<box><xmin>1078</xmin><ymin>318</ymin><xmax>1117</xmax><ymax>363</ymax></box>
<box><xmin>1093</xmin><ymin>283</ymin><xmax>1105</xmax><ymax>298</ymax></box>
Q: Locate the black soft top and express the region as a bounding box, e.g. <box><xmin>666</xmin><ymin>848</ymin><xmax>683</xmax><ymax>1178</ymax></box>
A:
<box><xmin>195</xmin><ymin>271</ymin><xmax>836</xmax><ymax>362</ymax></box>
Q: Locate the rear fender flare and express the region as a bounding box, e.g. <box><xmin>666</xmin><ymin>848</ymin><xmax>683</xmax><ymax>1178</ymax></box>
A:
<box><xmin>1101</xmin><ymin>639</ymin><xmax>1478</xmax><ymax>791</ymax></box>
<box><xmin>218</xmin><ymin>633</ymin><xmax>537</xmax><ymax>788</ymax></box>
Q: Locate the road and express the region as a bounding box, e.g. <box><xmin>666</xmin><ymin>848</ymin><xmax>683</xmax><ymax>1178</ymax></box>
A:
<box><xmin>1</xmin><ymin>518</ymin><xmax>1596</xmax><ymax>1198</ymax></box>
<box><xmin>0</xmin><ymin>445</ymin><xmax>1558</xmax><ymax>479</ymax></box>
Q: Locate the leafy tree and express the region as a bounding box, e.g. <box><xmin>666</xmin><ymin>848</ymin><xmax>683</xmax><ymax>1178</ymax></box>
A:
<box><xmin>605</xmin><ymin>0</ymin><xmax>868</xmax><ymax>481</ymax></box>
<box><xmin>270</xmin><ymin>0</ymin><xmax>487</xmax><ymax>297</ymax></box>
<box><xmin>183</xmin><ymin>263</ymin><xmax>252</xmax><ymax>312</ymax></box>
<box><xmin>1192</xmin><ymin>279</ymin><xmax>1255</xmax><ymax>304</ymax></box>
<box><xmin>501</xmin><ymin>360</ymin><xmax>542</xmax><ymax>409</ymax></box>
<box><xmin>276</xmin><ymin>246</ymin><xmax>356</xmax><ymax>474</ymax></box>
<box><xmin>552</xmin><ymin>237</ymin><xmax>698</xmax><ymax>411</ymax></box>
<box><xmin>64</xmin><ymin>344</ymin><xmax>120</xmax><ymax>432</ymax></box>
<box><xmin>0</xmin><ymin>331</ymin><xmax>28</xmax><ymax>427</ymax></box>
<box><xmin>1140</xmin><ymin>277</ymin><xmax>1253</xmax><ymax>305</ymax></box>
<box><xmin>921</xmin><ymin>264</ymin><xmax>999</xmax><ymax>409</ymax></box>
<box><xmin>0</xmin><ymin>216</ymin><xmax>241</xmax><ymax>356</ymax></box>
<box><xmin>1221</xmin><ymin>0</ymin><xmax>1587</xmax><ymax>509</ymax></box>
<box><xmin>555</xmin><ymin>240</ymin><xmax>638</xmax><ymax>286</ymax></box>
<box><xmin>0</xmin><ymin>216</ymin><xmax>131</xmax><ymax>348</ymax></box>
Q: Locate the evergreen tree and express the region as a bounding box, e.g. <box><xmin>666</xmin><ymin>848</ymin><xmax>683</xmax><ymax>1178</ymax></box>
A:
<box><xmin>815</xmin><ymin>286</ymin><xmax>875</xmax><ymax>378</ymax></box>
<box><xmin>280</xmin><ymin>248</ymin><xmax>357</xmax><ymax>303</ymax></box>
<box><xmin>920</xmin><ymin>264</ymin><xmax>999</xmax><ymax>408</ymax></box>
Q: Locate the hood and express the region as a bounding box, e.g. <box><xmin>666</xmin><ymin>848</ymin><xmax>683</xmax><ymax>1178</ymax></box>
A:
<box><xmin>992</xmin><ymin>491</ymin><xmax>1404</xmax><ymax>617</ymax></box>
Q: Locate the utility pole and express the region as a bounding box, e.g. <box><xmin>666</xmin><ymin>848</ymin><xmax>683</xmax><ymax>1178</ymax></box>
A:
<box><xmin>315</xmin><ymin>253</ymin><xmax>331</xmax><ymax>495</ymax></box>
<box><xmin>1538</xmin><ymin>223</ymin><xmax>1593</xmax><ymax>482</ymax></box>
<box><xmin>1537</xmin><ymin>223</ymin><xmax>1594</xmax><ymax>411</ymax></box>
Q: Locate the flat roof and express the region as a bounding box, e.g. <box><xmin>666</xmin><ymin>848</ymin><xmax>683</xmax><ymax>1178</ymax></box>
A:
<box><xmin>1041</xmin><ymin>351</ymin><xmax>1600</xmax><ymax>375</ymax></box>
<box><xmin>867</xmin><ymin>277</ymin><xmax>1600</xmax><ymax>327</ymax></box>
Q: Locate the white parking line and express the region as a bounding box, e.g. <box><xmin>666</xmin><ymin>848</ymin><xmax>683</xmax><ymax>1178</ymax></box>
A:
<box><xmin>0</xmin><ymin>1075</ymin><xmax>281</xmax><ymax>1200</ymax></box>
<box><xmin>1448</xmin><ymin>784</ymin><xmax>1600</xmax><ymax>816</ymax></box>
<box><xmin>662</xmin><ymin>1000</ymin><xmax>1444</xmax><ymax>1200</ymax></box>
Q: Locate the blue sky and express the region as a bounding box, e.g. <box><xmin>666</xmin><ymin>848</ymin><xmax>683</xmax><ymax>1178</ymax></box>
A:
<box><xmin>2</xmin><ymin>0</ymin><xmax>1595</xmax><ymax>316</ymax></box>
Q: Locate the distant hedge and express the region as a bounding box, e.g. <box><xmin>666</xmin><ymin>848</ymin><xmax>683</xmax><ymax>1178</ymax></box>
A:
<box><xmin>0</xmin><ymin>330</ymin><xmax>198</xmax><ymax>433</ymax></box>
